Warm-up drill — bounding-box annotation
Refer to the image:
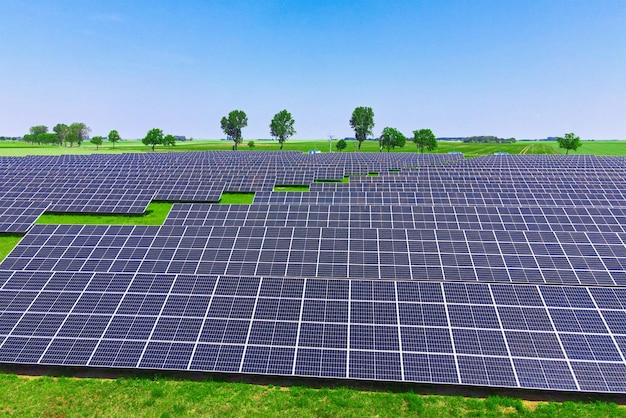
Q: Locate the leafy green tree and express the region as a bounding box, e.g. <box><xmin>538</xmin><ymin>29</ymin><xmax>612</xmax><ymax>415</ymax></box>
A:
<box><xmin>29</xmin><ymin>125</ymin><xmax>48</xmax><ymax>145</ymax></box>
<box><xmin>247</xmin><ymin>140</ymin><xmax>255</xmax><ymax>149</ymax></box>
<box><xmin>38</xmin><ymin>133</ymin><xmax>58</xmax><ymax>145</ymax></box>
<box><xmin>65</xmin><ymin>129</ymin><xmax>79</xmax><ymax>147</ymax></box>
<box><xmin>30</xmin><ymin>125</ymin><xmax>47</xmax><ymax>136</ymax></box>
<box><xmin>270</xmin><ymin>109</ymin><xmax>296</xmax><ymax>150</ymax></box>
<box><xmin>68</xmin><ymin>122</ymin><xmax>90</xmax><ymax>147</ymax></box>
<box><xmin>379</xmin><ymin>127</ymin><xmax>406</xmax><ymax>152</ymax></box>
<box><xmin>336</xmin><ymin>139</ymin><xmax>347</xmax><ymax>152</ymax></box>
<box><xmin>53</xmin><ymin>124</ymin><xmax>68</xmax><ymax>146</ymax></box>
<box><xmin>349</xmin><ymin>106</ymin><xmax>374</xmax><ymax>151</ymax></box>
<box><xmin>413</xmin><ymin>129</ymin><xmax>438</xmax><ymax>153</ymax></box>
<box><xmin>557</xmin><ymin>132</ymin><xmax>582</xmax><ymax>154</ymax></box>
<box><xmin>90</xmin><ymin>136</ymin><xmax>103</xmax><ymax>150</ymax></box>
<box><xmin>108</xmin><ymin>130</ymin><xmax>121</xmax><ymax>148</ymax></box>
<box><xmin>220</xmin><ymin>110</ymin><xmax>248</xmax><ymax>150</ymax></box>
<box><xmin>163</xmin><ymin>134</ymin><xmax>176</xmax><ymax>147</ymax></box>
<box><xmin>22</xmin><ymin>133</ymin><xmax>36</xmax><ymax>143</ymax></box>
<box><xmin>142</xmin><ymin>128</ymin><xmax>164</xmax><ymax>151</ymax></box>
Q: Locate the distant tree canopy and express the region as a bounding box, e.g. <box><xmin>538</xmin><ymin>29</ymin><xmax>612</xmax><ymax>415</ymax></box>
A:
<box><xmin>30</xmin><ymin>125</ymin><xmax>48</xmax><ymax>137</ymax></box>
<box><xmin>350</xmin><ymin>106</ymin><xmax>375</xmax><ymax>151</ymax></box>
<box><xmin>163</xmin><ymin>134</ymin><xmax>176</xmax><ymax>147</ymax></box>
<box><xmin>90</xmin><ymin>136</ymin><xmax>103</xmax><ymax>149</ymax></box>
<box><xmin>413</xmin><ymin>129</ymin><xmax>438</xmax><ymax>153</ymax></box>
<box><xmin>221</xmin><ymin>110</ymin><xmax>248</xmax><ymax>150</ymax></box>
<box><xmin>463</xmin><ymin>136</ymin><xmax>516</xmax><ymax>143</ymax></box>
<box><xmin>336</xmin><ymin>139</ymin><xmax>347</xmax><ymax>152</ymax></box>
<box><xmin>108</xmin><ymin>130</ymin><xmax>121</xmax><ymax>148</ymax></box>
<box><xmin>557</xmin><ymin>132</ymin><xmax>582</xmax><ymax>155</ymax></box>
<box><xmin>379</xmin><ymin>127</ymin><xmax>406</xmax><ymax>152</ymax></box>
<box><xmin>72</xmin><ymin>122</ymin><xmax>91</xmax><ymax>147</ymax></box>
<box><xmin>25</xmin><ymin>123</ymin><xmax>90</xmax><ymax>147</ymax></box>
<box><xmin>141</xmin><ymin>129</ymin><xmax>176</xmax><ymax>151</ymax></box>
<box><xmin>53</xmin><ymin>124</ymin><xmax>68</xmax><ymax>146</ymax></box>
<box><xmin>142</xmin><ymin>128</ymin><xmax>164</xmax><ymax>151</ymax></box>
<box><xmin>270</xmin><ymin>109</ymin><xmax>296</xmax><ymax>150</ymax></box>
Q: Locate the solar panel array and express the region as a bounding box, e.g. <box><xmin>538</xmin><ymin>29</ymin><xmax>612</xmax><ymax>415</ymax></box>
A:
<box><xmin>1</xmin><ymin>151</ymin><xmax>626</xmax><ymax>393</ymax></box>
<box><xmin>0</xmin><ymin>200</ymin><xmax>50</xmax><ymax>234</ymax></box>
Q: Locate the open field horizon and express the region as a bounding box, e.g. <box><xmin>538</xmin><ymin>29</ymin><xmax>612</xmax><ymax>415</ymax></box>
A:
<box><xmin>1</xmin><ymin>139</ymin><xmax>626</xmax><ymax>157</ymax></box>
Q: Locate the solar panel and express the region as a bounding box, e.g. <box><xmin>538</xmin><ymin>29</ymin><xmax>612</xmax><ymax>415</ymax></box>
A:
<box><xmin>0</xmin><ymin>152</ymin><xmax>625</xmax><ymax>393</ymax></box>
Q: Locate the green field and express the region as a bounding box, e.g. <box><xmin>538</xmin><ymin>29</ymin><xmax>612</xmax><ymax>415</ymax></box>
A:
<box><xmin>0</xmin><ymin>373</ymin><xmax>623</xmax><ymax>417</ymax></box>
<box><xmin>35</xmin><ymin>202</ymin><xmax>173</xmax><ymax>226</ymax></box>
<box><xmin>1</xmin><ymin>139</ymin><xmax>625</xmax><ymax>156</ymax></box>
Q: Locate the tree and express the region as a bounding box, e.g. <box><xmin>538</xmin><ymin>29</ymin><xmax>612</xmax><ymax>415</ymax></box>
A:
<box><xmin>22</xmin><ymin>134</ymin><xmax>36</xmax><ymax>143</ymax></box>
<box><xmin>413</xmin><ymin>129</ymin><xmax>438</xmax><ymax>153</ymax></box>
<box><xmin>38</xmin><ymin>133</ymin><xmax>58</xmax><ymax>145</ymax></box>
<box><xmin>108</xmin><ymin>130</ymin><xmax>121</xmax><ymax>148</ymax></box>
<box><xmin>53</xmin><ymin>124</ymin><xmax>68</xmax><ymax>146</ymax></box>
<box><xmin>336</xmin><ymin>139</ymin><xmax>347</xmax><ymax>152</ymax></box>
<box><xmin>247</xmin><ymin>140</ymin><xmax>255</xmax><ymax>149</ymax></box>
<box><xmin>142</xmin><ymin>128</ymin><xmax>164</xmax><ymax>151</ymax></box>
<box><xmin>349</xmin><ymin>106</ymin><xmax>375</xmax><ymax>151</ymax></box>
<box><xmin>220</xmin><ymin>110</ymin><xmax>248</xmax><ymax>150</ymax></box>
<box><xmin>68</xmin><ymin>122</ymin><xmax>90</xmax><ymax>147</ymax></box>
<box><xmin>379</xmin><ymin>127</ymin><xmax>406</xmax><ymax>152</ymax></box>
<box><xmin>29</xmin><ymin>125</ymin><xmax>48</xmax><ymax>145</ymax></box>
<box><xmin>65</xmin><ymin>128</ymin><xmax>79</xmax><ymax>147</ymax></box>
<box><xmin>557</xmin><ymin>132</ymin><xmax>582</xmax><ymax>155</ymax></box>
<box><xmin>90</xmin><ymin>136</ymin><xmax>103</xmax><ymax>150</ymax></box>
<box><xmin>163</xmin><ymin>134</ymin><xmax>176</xmax><ymax>147</ymax></box>
<box><xmin>270</xmin><ymin>109</ymin><xmax>296</xmax><ymax>150</ymax></box>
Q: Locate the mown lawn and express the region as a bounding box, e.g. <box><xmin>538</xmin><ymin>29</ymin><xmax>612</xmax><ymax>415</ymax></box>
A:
<box><xmin>35</xmin><ymin>202</ymin><xmax>173</xmax><ymax>226</ymax></box>
<box><xmin>0</xmin><ymin>374</ymin><xmax>623</xmax><ymax>417</ymax></box>
<box><xmin>0</xmin><ymin>235</ymin><xmax>22</xmax><ymax>261</ymax></box>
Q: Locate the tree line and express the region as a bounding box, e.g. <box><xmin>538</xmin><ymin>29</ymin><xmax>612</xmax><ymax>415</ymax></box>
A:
<box><xmin>220</xmin><ymin>106</ymin><xmax>438</xmax><ymax>153</ymax></box>
<box><xmin>22</xmin><ymin>124</ymin><xmax>122</xmax><ymax>149</ymax></box>
<box><xmin>18</xmin><ymin>115</ymin><xmax>583</xmax><ymax>154</ymax></box>
<box><xmin>463</xmin><ymin>136</ymin><xmax>516</xmax><ymax>143</ymax></box>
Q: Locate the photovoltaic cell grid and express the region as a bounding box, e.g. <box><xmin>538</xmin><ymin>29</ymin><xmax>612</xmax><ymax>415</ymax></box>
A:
<box><xmin>1</xmin><ymin>152</ymin><xmax>626</xmax><ymax>393</ymax></box>
<box><xmin>0</xmin><ymin>200</ymin><xmax>50</xmax><ymax>233</ymax></box>
<box><xmin>165</xmin><ymin>204</ymin><xmax>626</xmax><ymax>233</ymax></box>
<box><xmin>0</xmin><ymin>272</ymin><xmax>626</xmax><ymax>392</ymax></box>
<box><xmin>2</xmin><ymin>224</ymin><xmax>626</xmax><ymax>286</ymax></box>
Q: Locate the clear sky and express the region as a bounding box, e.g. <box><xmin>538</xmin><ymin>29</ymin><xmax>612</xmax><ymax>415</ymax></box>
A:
<box><xmin>1</xmin><ymin>0</ymin><xmax>625</xmax><ymax>140</ymax></box>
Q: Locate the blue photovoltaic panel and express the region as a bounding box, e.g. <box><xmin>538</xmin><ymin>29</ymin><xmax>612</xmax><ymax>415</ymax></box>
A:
<box><xmin>0</xmin><ymin>152</ymin><xmax>625</xmax><ymax>393</ymax></box>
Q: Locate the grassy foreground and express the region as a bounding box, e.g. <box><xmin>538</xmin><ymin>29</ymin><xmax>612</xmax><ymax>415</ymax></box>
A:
<box><xmin>0</xmin><ymin>374</ymin><xmax>623</xmax><ymax>417</ymax></box>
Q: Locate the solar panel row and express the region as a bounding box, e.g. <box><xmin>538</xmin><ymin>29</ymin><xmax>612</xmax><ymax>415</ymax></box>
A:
<box><xmin>1</xmin><ymin>272</ymin><xmax>625</xmax><ymax>392</ymax></box>
<box><xmin>1</xmin><ymin>151</ymin><xmax>626</xmax><ymax>393</ymax></box>
<box><xmin>2</xmin><ymin>224</ymin><xmax>625</xmax><ymax>286</ymax></box>
<box><xmin>165</xmin><ymin>203</ymin><xmax>626</xmax><ymax>233</ymax></box>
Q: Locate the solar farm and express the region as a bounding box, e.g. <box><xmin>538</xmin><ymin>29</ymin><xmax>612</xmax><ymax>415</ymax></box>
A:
<box><xmin>1</xmin><ymin>150</ymin><xmax>626</xmax><ymax>396</ymax></box>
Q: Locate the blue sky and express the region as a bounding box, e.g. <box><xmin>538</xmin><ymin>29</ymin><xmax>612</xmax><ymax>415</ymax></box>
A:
<box><xmin>1</xmin><ymin>0</ymin><xmax>625</xmax><ymax>139</ymax></box>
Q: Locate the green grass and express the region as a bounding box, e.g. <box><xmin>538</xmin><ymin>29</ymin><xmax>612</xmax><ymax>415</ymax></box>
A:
<box><xmin>3</xmin><ymin>139</ymin><xmax>626</xmax><ymax>157</ymax></box>
<box><xmin>314</xmin><ymin>176</ymin><xmax>350</xmax><ymax>183</ymax></box>
<box><xmin>218</xmin><ymin>192</ymin><xmax>255</xmax><ymax>204</ymax></box>
<box><xmin>0</xmin><ymin>374</ymin><xmax>623</xmax><ymax>417</ymax></box>
<box><xmin>0</xmin><ymin>234</ymin><xmax>23</xmax><ymax>261</ymax></box>
<box><xmin>368</xmin><ymin>172</ymin><xmax>379</xmax><ymax>176</ymax></box>
<box><xmin>35</xmin><ymin>202</ymin><xmax>173</xmax><ymax>226</ymax></box>
<box><xmin>274</xmin><ymin>185</ymin><xmax>311</xmax><ymax>192</ymax></box>
<box><xmin>547</xmin><ymin>141</ymin><xmax>626</xmax><ymax>156</ymax></box>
